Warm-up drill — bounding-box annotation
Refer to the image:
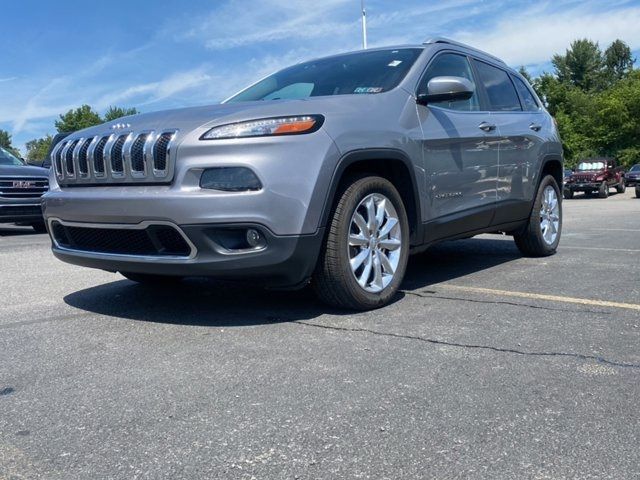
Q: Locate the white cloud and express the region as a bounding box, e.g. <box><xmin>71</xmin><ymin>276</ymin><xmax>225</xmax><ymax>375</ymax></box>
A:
<box><xmin>453</xmin><ymin>3</ymin><xmax>640</xmax><ymax>67</ymax></box>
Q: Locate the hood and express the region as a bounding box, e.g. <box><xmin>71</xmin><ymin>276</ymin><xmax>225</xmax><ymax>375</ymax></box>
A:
<box><xmin>0</xmin><ymin>164</ymin><xmax>50</xmax><ymax>177</ymax></box>
<box><xmin>62</xmin><ymin>93</ymin><xmax>405</xmax><ymax>144</ymax></box>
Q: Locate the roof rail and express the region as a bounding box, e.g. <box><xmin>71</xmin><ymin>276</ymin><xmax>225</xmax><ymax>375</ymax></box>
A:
<box><xmin>423</xmin><ymin>37</ymin><xmax>505</xmax><ymax>64</ymax></box>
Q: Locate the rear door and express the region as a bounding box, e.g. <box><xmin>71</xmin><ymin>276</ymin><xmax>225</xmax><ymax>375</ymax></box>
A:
<box><xmin>416</xmin><ymin>52</ymin><xmax>499</xmax><ymax>241</ymax></box>
<box><xmin>472</xmin><ymin>60</ymin><xmax>548</xmax><ymax>224</ymax></box>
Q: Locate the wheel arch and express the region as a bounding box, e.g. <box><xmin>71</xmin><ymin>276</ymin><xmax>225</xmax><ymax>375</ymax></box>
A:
<box><xmin>319</xmin><ymin>149</ymin><xmax>423</xmax><ymax>245</ymax></box>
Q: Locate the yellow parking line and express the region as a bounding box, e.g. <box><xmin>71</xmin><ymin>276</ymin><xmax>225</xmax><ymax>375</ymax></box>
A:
<box><xmin>561</xmin><ymin>245</ymin><xmax>640</xmax><ymax>253</ymax></box>
<box><xmin>439</xmin><ymin>285</ymin><xmax>640</xmax><ymax>311</ymax></box>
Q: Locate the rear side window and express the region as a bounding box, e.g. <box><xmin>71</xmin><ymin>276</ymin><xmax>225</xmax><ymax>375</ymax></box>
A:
<box><xmin>473</xmin><ymin>60</ymin><xmax>522</xmax><ymax>112</ymax></box>
<box><xmin>512</xmin><ymin>76</ymin><xmax>539</xmax><ymax>111</ymax></box>
<box><xmin>419</xmin><ymin>53</ymin><xmax>480</xmax><ymax>111</ymax></box>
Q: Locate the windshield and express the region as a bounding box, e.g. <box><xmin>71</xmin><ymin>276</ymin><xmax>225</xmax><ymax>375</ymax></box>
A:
<box><xmin>226</xmin><ymin>48</ymin><xmax>423</xmax><ymax>103</ymax></box>
<box><xmin>630</xmin><ymin>164</ymin><xmax>640</xmax><ymax>172</ymax></box>
<box><xmin>0</xmin><ymin>146</ymin><xmax>24</xmax><ymax>166</ymax></box>
<box><xmin>576</xmin><ymin>161</ymin><xmax>605</xmax><ymax>171</ymax></box>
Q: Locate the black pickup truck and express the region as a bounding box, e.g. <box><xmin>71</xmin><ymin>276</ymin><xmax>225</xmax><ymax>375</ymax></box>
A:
<box><xmin>0</xmin><ymin>146</ymin><xmax>50</xmax><ymax>232</ymax></box>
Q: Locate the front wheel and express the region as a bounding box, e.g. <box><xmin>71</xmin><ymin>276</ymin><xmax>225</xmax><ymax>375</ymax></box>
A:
<box><xmin>313</xmin><ymin>175</ymin><xmax>410</xmax><ymax>310</ymax></box>
<box><xmin>616</xmin><ymin>180</ymin><xmax>626</xmax><ymax>194</ymax></box>
<box><xmin>598</xmin><ymin>182</ymin><xmax>609</xmax><ymax>198</ymax></box>
<box><xmin>563</xmin><ymin>189</ymin><xmax>574</xmax><ymax>200</ymax></box>
<box><xmin>636</xmin><ymin>186</ymin><xmax>640</xmax><ymax>198</ymax></box>
<box><xmin>514</xmin><ymin>175</ymin><xmax>562</xmax><ymax>257</ymax></box>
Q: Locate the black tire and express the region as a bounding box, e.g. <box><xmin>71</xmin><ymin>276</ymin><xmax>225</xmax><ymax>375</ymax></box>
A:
<box><xmin>313</xmin><ymin>175</ymin><xmax>410</xmax><ymax>310</ymax></box>
<box><xmin>598</xmin><ymin>182</ymin><xmax>609</xmax><ymax>198</ymax></box>
<box><xmin>563</xmin><ymin>189</ymin><xmax>574</xmax><ymax>200</ymax></box>
<box><xmin>616</xmin><ymin>180</ymin><xmax>626</xmax><ymax>194</ymax></box>
<box><xmin>31</xmin><ymin>222</ymin><xmax>47</xmax><ymax>233</ymax></box>
<box><xmin>514</xmin><ymin>174</ymin><xmax>562</xmax><ymax>257</ymax></box>
<box><xmin>636</xmin><ymin>186</ymin><xmax>640</xmax><ymax>198</ymax></box>
<box><xmin>121</xmin><ymin>272</ymin><xmax>183</xmax><ymax>285</ymax></box>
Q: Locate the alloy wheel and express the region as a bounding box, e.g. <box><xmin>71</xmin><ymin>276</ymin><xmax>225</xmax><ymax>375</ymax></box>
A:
<box><xmin>540</xmin><ymin>185</ymin><xmax>560</xmax><ymax>245</ymax></box>
<box><xmin>347</xmin><ymin>193</ymin><xmax>402</xmax><ymax>293</ymax></box>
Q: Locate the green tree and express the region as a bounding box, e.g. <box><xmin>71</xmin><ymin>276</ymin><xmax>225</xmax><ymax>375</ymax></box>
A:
<box><xmin>552</xmin><ymin>39</ymin><xmax>604</xmax><ymax>91</ymax></box>
<box><xmin>604</xmin><ymin>39</ymin><xmax>634</xmax><ymax>81</ymax></box>
<box><xmin>0</xmin><ymin>129</ymin><xmax>21</xmax><ymax>157</ymax></box>
<box><xmin>25</xmin><ymin>135</ymin><xmax>53</xmax><ymax>163</ymax></box>
<box><xmin>518</xmin><ymin>66</ymin><xmax>533</xmax><ymax>84</ymax></box>
<box><xmin>104</xmin><ymin>106</ymin><xmax>138</xmax><ymax>122</ymax></box>
<box><xmin>54</xmin><ymin>104</ymin><xmax>102</xmax><ymax>133</ymax></box>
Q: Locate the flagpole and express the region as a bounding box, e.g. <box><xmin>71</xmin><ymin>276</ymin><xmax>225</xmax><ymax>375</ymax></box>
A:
<box><xmin>361</xmin><ymin>0</ymin><xmax>367</xmax><ymax>49</ymax></box>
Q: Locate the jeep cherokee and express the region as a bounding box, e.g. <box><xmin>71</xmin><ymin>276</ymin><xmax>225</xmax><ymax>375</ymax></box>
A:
<box><xmin>43</xmin><ymin>38</ymin><xmax>564</xmax><ymax>310</ymax></box>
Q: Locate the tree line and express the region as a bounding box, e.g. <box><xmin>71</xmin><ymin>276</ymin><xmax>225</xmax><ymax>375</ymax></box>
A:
<box><xmin>0</xmin><ymin>105</ymin><xmax>137</xmax><ymax>163</ymax></box>
<box><xmin>1</xmin><ymin>38</ymin><xmax>638</xmax><ymax>168</ymax></box>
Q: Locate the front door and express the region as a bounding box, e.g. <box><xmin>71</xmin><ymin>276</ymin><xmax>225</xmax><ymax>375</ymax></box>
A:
<box><xmin>416</xmin><ymin>52</ymin><xmax>499</xmax><ymax>241</ymax></box>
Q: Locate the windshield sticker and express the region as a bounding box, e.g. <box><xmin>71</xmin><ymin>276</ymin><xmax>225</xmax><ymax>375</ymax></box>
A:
<box><xmin>354</xmin><ymin>87</ymin><xmax>383</xmax><ymax>94</ymax></box>
<box><xmin>388</xmin><ymin>60</ymin><xmax>403</xmax><ymax>67</ymax></box>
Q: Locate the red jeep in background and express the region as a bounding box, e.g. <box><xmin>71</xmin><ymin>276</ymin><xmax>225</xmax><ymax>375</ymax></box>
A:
<box><xmin>563</xmin><ymin>158</ymin><xmax>626</xmax><ymax>199</ymax></box>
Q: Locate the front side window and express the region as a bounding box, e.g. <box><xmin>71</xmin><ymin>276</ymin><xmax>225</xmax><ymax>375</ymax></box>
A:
<box><xmin>629</xmin><ymin>164</ymin><xmax>640</xmax><ymax>172</ymax></box>
<box><xmin>473</xmin><ymin>60</ymin><xmax>522</xmax><ymax>112</ymax></box>
<box><xmin>419</xmin><ymin>53</ymin><xmax>480</xmax><ymax>111</ymax></box>
<box><xmin>226</xmin><ymin>48</ymin><xmax>423</xmax><ymax>102</ymax></box>
<box><xmin>512</xmin><ymin>76</ymin><xmax>540</xmax><ymax>112</ymax></box>
<box><xmin>0</xmin><ymin>146</ymin><xmax>23</xmax><ymax>166</ymax></box>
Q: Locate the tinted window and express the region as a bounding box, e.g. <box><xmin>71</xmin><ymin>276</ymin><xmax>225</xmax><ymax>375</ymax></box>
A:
<box><xmin>419</xmin><ymin>53</ymin><xmax>479</xmax><ymax>111</ymax></box>
<box><xmin>473</xmin><ymin>60</ymin><xmax>522</xmax><ymax>111</ymax></box>
<box><xmin>226</xmin><ymin>48</ymin><xmax>423</xmax><ymax>102</ymax></box>
<box><xmin>512</xmin><ymin>76</ymin><xmax>539</xmax><ymax>111</ymax></box>
<box><xmin>0</xmin><ymin>146</ymin><xmax>23</xmax><ymax>166</ymax></box>
<box><xmin>630</xmin><ymin>164</ymin><xmax>640</xmax><ymax>172</ymax></box>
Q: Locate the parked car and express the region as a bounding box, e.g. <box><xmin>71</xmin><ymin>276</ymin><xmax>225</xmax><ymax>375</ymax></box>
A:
<box><xmin>563</xmin><ymin>158</ymin><xmax>625</xmax><ymax>199</ymax></box>
<box><xmin>0</xmin><ymin>146</ymin><xmax>49</xmax><ymax>232</ymax></box>
<box><xmin>42</xmin><ymin>38</ymin><xmax>564</xmax><ymax>310</ymax></box>
<box><xmin>625</xmin><ymin>164</ymin><xmax>639</xmax><ymax>186</ymax></box>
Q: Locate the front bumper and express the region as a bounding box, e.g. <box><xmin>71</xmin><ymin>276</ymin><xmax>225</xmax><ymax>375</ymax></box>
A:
<box><xmin>0</xmin><ymin>203</ymin><xmax>43</xmax><ymax>223</ymax></box>
<box><xmin>565</xmin><ymin>182</ymin><xmax>601</xmax><ymax>192</ymax></box>
<box><xmin>625</xmin><ymin>177</ymin><xmax>639</xmax><ymax>187</ymax></box>
<box><xmin>49</xmin><ymin>218</ymin><xmax>324</xmax><ymax>288</ymax></box>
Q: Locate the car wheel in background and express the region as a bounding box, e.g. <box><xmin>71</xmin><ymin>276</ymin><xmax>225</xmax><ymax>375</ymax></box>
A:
<box><xmin>636</xmin><ymin>185</ymin><xmax>640</xmax><ymax>198</ymax></box>
<box><xmin>598</xmin><ymin>182</ymin><xmax>609</xmax><ymax>198</ymax></box>
<box><xmin>563</xmin><ymin>189</ymin><xmax>574</xmax><ymax>199</ymax></box>
<box><xmin>31</xmin><ymin>222</ymin><xmax>47</xmax><ymax>233</ymax></box>
<box><xmin>313</xmin><ymin>175</ymin><xmax>409</xmax><ymax>310</ymax></box>
<box><xmin>616</xmin><ymin>180</ymin><xmax>626</xmax><ymax>194</ymax></box>
<box><xmin>514</xmin><ymin>174</ymin><xmax>561</xmax><ymax>257</ymax></box>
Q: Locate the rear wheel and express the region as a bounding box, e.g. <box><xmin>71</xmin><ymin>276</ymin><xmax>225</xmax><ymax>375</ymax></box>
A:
<box><xmin>598</xmin><ymin>182</ymin><xmax>609</xmax><ymax>198</ymax></box>
<box><xmin>563</xmin><ymin>189</ymin><xmax>574</xmax><ymax>200</ymax></box>
<box><xmin>514</xmin><ymin>174</ymin><xmax>561</xmax><ymax>257</ymax></box>
<box><xmin>121</xmin><ymin>272</ymin><xmax>183</xmax><ymax>285</ymax></box>
<box><xmin>313</xmin><ymin>175</ymin><xmax>409</xmax><ymax>310</ymax></box>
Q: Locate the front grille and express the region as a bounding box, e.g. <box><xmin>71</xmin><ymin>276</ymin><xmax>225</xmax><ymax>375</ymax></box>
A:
<box><xmin>0</xmin><ymin>177</ymin><xmax>49</xmax><ymax>199</ymax></box>
<box><xmin>53</xmin><ymin>129</ymin><xmax>177</xmax><ymax>186</ymax></box>
<box><xmin>51</xmin><ymin>221</ymin><xmax>192</xmax><ymax>257</ymax></box>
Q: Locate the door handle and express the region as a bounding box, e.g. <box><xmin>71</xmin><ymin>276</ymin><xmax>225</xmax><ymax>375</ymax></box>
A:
<box><xmin>478</xmin><ymin>122</ymin><xmax>496</xmax><ymax>132</ymax></box>
<box><xmin>529</xmin><ymin>123</ymin><xmax>542</xmax><ymax>132</ymax></box>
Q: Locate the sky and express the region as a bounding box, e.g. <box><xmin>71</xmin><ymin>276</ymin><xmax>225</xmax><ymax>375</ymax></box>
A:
<box><xmin>2</xmin><ymin>0</ymin><xmax>640</xmax><ymax>153</ymax></box>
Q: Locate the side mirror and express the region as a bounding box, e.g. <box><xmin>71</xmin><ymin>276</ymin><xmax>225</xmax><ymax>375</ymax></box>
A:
<box><xmin>417</xmin><ymin>76</ymin><xmax>475</xmax><ymax>105</ymax></box>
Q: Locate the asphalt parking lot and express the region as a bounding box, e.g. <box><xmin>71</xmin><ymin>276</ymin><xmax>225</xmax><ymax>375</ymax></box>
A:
<box><xmin>1</xmin><ymin>190</ymin><xmax>639</xmax><ymax>480</ymax></box>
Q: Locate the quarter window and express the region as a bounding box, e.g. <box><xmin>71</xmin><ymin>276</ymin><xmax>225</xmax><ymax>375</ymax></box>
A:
<box><xmin>512</xmin><ymin>76</ymin><xmax>539</xmax><ymax>111</ymax></box>
<box><xmin>473</xmin><ymin>60</ymin><xmax>522</xmax><ymax>112</ymax></box>
<box><xmin>419</xmin><ymin>53</ymin><xmax>480</xmax><ymax>111</ymax></box>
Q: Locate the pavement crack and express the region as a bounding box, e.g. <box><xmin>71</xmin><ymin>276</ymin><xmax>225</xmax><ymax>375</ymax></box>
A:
<box><xmin>402</xmin><ymin>290</ymin><xmax>611</xmax><ymax>315</ymax></box>
<box><xmin>293</xmin><ymin>321</ymin><xmax>640</xmax><ymax>370</ymax></box>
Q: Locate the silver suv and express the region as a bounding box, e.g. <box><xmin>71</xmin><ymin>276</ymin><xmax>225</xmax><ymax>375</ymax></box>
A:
<box><xmin>43</xmin><ymin>38</ymin><xmax>563</xmax><ymax>310</ymax></box>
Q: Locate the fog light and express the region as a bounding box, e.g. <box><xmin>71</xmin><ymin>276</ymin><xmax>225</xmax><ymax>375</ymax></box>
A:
<box><xmin>200</xmin><ymin>167</ymin><xmax>262</xmax><ymax>191</ymax></box>
<box><xmin>246</xmin><ymin>228</ymin><xmax>265</xmax><ymax>248</ymax></box>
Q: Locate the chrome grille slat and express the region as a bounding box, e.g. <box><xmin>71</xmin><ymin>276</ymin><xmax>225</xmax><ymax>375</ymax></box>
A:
<box><xmin>0</xmin><ymin>177</ymin><xmax>49</xmax><ymax>199</ymax></box>
<box><xmin>57</xmin><ymin>129</ymin><xmax>177</xmax><ymax>186</ymax></box>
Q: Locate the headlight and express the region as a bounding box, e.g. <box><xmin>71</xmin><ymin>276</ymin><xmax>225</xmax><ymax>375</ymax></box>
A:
<box><xmin>200</xmin><ymin>115</ymin><xmax>323</xmax><ymax>140</ymax></box>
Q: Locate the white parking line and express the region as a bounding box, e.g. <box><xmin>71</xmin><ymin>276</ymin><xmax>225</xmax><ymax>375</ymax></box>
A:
<box><xmin>440</xmin><ymin>285</ymin><xmax>640</xmax><ymax>311</ymax></box>
<box><xmin>561</xmin><ymin>245</ymin><xmax>640</xmax><ymax>253</ymax></box>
